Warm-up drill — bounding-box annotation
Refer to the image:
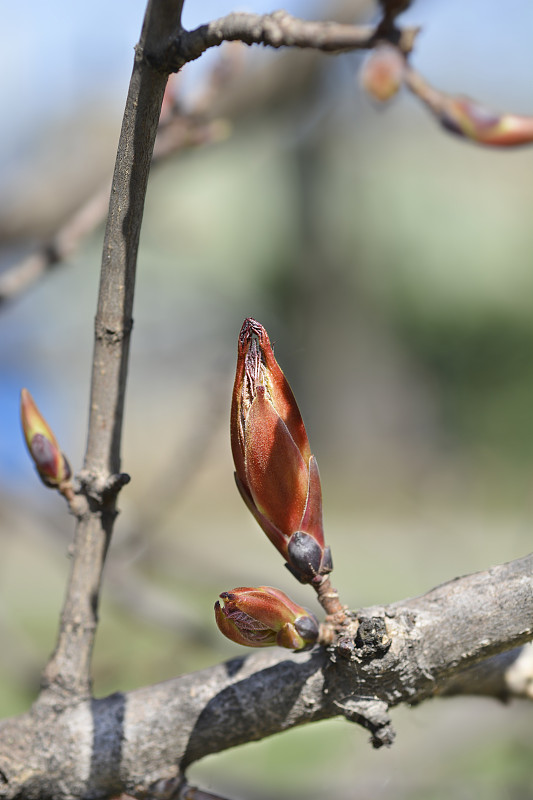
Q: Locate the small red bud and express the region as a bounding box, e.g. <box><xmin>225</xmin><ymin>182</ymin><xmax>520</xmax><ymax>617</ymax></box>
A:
<box><xmin>214</xmin><ymin>586</ymin><xmax>319</xmax><ymax>650</ymax></box>
<box><xmin>20</xmin><ymin>388</ymin><xmax>71</xmax><ymax>488</ymax></box>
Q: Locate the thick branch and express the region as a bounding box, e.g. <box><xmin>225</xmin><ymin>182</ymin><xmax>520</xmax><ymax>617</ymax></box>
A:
<box><xmin>2</xmin><ymin>553</ymin><xmax>531</xmax><ymax>799</ymax></box>
<box><xmin>38</xmin><ymin>0</ymin><xmax>185</xmax><ymax>706</ymax></box>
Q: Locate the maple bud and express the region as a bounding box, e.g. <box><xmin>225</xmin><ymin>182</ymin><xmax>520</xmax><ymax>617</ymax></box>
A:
<box><xmin>215</xmin><ymin>586</ymin><xmax>319</xmax><ymax>650</ymax></box>
<box><xmin>231</xmin><ymin>318</ymin><xmax>332</xmax><ymax>583</ymax></box>
<box><xmin>20</xmin><ymin>388</ymin><xmax>71</xmax><ymax>488</ymax></box>
<box><xmin>360</xmin><ymin>44</ymin><xmax>405</xmax><ymax>103</ymax></box>
<box><xmin>440</xmin><ymin>96</ymin><xmax>533</xmax><ymax>147</ymax></box>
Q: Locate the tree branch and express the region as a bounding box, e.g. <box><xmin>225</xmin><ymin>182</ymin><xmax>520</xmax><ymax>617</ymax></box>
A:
<box><xmin>1</xmin><ymin>553</ymin><xmax>531</xmax><ymax>798</ymax></box>
<box><xmin>169</xmin><ymin>10</ymin><xmax>419</xmax><ymax>70</ymax></box>
<box><xmin>0</xmin><ymin>183</ymin><xmax>111</xmax><ymax>308</ymax></box>
<box><xmin>37</xmin><ymin>0</ymin><xmax>185</xmax><ymax>706</ymax></box>
<box><xmin>0</xmin><ymin>115</ymin><xmax>224</xmax><ymax>308</ymax></box>
<box><xmin>4</xmin><ymin>5</ymin><xmax>532</xmax><ymax>311</ymax></box>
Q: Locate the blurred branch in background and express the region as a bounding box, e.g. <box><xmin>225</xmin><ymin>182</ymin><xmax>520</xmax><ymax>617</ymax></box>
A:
<box><xmin>0</xmin><ymin>364</ymin><xmax>229</xmax><ymax>676</ymax></box>
<box><xmin>0</xmin><ymin>71</ymin><xmax>230</xmax><ymax>308</ymax></box>
<box><xmin>3</xmin><ymin>1</ymin><xmax>532</xmax><ymax>308</ymax></box>
<box><xmin>442</xmin><ymin>642</ymin><xmax>533</xmax><ymax>701</ymax></box>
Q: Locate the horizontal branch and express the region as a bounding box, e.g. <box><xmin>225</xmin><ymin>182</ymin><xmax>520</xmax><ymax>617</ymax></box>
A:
<box><xmin>167</xmin><ymin>10</ymin><xmax>419</xmax><ymax>70</ymax></box>
<box><xmin>1</xmin><ymin>553</ymin><xmax>531</xmax><ymax>799</ymax></box>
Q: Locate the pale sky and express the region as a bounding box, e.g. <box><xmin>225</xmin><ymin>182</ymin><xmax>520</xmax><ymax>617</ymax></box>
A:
<box><xmin>1</xmin><ymin>0</ymin><xmax>532</xmax><ymax>176</ymax></box>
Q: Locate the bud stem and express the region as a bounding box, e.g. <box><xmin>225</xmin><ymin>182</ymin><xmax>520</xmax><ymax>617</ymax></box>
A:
<box><xmin>59</xmin><ymin>482</ymin><xmax>89</xmax><ymax>517</ymax></box>
<box><xmin>317</xmin><ymin>622</ymin><xmax>335</xmax><ymax>647</ymax></box>
<box><xmin>314</xmin><ymin>576</ymin><xmax>346</xmax><ymax>623</ymax></box>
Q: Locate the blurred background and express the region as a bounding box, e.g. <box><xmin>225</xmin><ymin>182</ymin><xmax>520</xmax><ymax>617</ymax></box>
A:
<box><xmin>1</xmin><ymin>0</ymin><xmax>532</xmax><ymax>798</ymax></box>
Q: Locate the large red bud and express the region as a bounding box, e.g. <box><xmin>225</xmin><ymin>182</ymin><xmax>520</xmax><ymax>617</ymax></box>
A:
<box><xmin>231</xmin><ymin>319</ymin><xmax>332</xmax><ymax>583</ymax></box>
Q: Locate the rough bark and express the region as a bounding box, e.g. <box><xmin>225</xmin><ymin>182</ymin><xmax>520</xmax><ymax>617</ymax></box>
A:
<box><xmin>0</xmin><ymin>554</ymin><xmax>531</xmax><ymax>799</ymax></box>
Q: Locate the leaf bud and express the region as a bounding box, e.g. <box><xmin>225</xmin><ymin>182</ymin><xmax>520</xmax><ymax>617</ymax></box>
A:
<box><xmin>360</xmin><ymin>44</ymin><xmax>405</xmax><ymax>103</ymax></box>
<box><xmin>20</xmin><ymin>388</ymin><xmax>71</xmax><ymax>488</ymax></box>
<box><xmin>441</xmin><ymin>96</ymin><xmax>533</xmax><ymax>147</ymax></box>
<box><xmin>231</xmin><ymin>318</ymin><xmax>332</xmax><ymax>583</ymax></box>
<box><xmin>214</xmin><ymin>585</ymin><xmax>319</xmax><ymax>651</ymax></box>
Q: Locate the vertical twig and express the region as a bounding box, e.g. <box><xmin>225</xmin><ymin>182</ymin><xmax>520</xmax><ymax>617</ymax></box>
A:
<box><xmin>39</xmin><ymin>0</ymin><xmax>185</xmax><ymax>705</ymax></box>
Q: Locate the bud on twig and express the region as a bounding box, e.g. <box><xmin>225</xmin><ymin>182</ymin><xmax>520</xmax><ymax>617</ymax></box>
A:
<box><xmin>20</xmin><ymin>388</ymin><xmax>71</xmax><ymax>489</ymax></box>
<box><xmin>439</xmin><ymin>96</ymin><xmax>533</xmax><ymax>147</ymax></box>
<box><xmin>231</xmin><ymin>318</ymin><xmax>332</xmax><ymax>584</ymax></box>
<box><xmin>405</xmin><ymin>67</ymin><xmax>533</xmax><ymax>148</ymax></box>
<box><xmin>215</xmin><ymin>586</ymin><xmax>319</xmax><ymax>650</ymax></box>
<box><xmin>360</xmin><ymin>44</ymin><xmax>405</xmax><ymax>104</ymax></box>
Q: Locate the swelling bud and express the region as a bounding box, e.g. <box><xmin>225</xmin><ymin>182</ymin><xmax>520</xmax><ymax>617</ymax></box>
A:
<box><xmin>215</xmin><ymin>586</ymin><xmax>319</xmax><ymax>650</ymax></box>
<box><xmin>231</xmin><ymin>318</ymin><xmax>332</xmax><ymax>583</ymax></box>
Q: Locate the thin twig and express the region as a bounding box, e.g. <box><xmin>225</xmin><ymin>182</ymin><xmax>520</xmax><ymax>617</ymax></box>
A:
<box><xmin>38</xmin><ymin>0</ymin><xmax>186</xmax><ymax>706</ymax></box>
<box><xmin>172</xmin><ymin>10</ymin><xmax>419</xmax><ymax>70</ymax></box>
<box><xmin>0</xmin><ymin>183</ymin><xmax>111</xmax><ymax>308</ymax></box>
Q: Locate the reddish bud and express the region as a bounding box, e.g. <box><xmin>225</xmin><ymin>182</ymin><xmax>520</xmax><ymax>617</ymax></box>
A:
<box><xmin>214</xmin><ymin>586</ymin><xmax>319</xmax><ymax>650</ymax></box>
<box><xmin>360</xmin><ymin>44</ymin><xmax>405</xmax><ymax>103</ymax></box>
<box><xmin>441</xmin><ymin>97</ymin><xmax>533</xmax><ymax>147</ymax></box>
<box><xmin>231</xmin><ymin>319</ymin><xmax>332</xmax><ymax>583</ymax></box>
<box><xmin>20</xmin><ymin>388</ymin><xmax>71</xmax><ymax>488</ymax></box>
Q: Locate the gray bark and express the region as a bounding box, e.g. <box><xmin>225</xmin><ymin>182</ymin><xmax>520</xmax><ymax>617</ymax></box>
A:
<box><xmin>0</xmin><ymin>554</ymin><xmax>531</xmax><ymax>799</ymax></box>
<box><xmin>39</xmin><ymin>0</ymin><xmax>185</xmax><ymax>706</ymax></box>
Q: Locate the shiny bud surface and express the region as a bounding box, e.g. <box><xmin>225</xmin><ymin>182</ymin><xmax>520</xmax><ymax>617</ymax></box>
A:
<box><xmin>231</xmin><ymin>318</ymin><xmax>332</xmax><ymax>583</ymax></box>
<box><xmin>215</xmin><ymin>586</ymin><xmax>319</xmax><ymax>650</ymax></box>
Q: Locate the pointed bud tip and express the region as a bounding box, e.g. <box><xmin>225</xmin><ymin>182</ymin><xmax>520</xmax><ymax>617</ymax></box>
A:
<box><xmin>20</xmin><ymin>388</ymin><xmax>70</xmax><ymax>487</ymax></box>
